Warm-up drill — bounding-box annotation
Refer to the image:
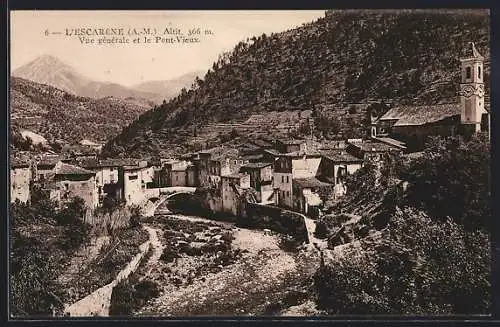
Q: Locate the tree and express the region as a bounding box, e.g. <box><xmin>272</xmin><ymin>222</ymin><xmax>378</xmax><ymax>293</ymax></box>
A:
<box><xmin>403</xmin><ymin>134</ymin><xmax>490</xmax><ymax>231</ymax></box>
<box><xmin>314</xmin><ymin>207</ymin><xmax>490</xmax><ymax>315</ymax></box>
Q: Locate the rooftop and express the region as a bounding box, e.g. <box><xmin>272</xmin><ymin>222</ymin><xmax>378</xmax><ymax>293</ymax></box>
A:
<box><xmin>223</xmin><ymin>173</ymin><xmax>249</xmax><ymax>179</ymax></box>
<box><xmin>279</xmin><ymin>139</ymin><xmax>306</xmax><ymax>145</ymax></box>
<box><xmin>294</xmin><ymin>177</ymin><xmax>333</xmax><ymax>189</ymax></box>
<box><xmin>241</xmin><ymin>162</ymin><xmax>273</xmax><ymax>169</ymax></box>
<box><xmin>380</xmin><ymin>103</ymin><xmax>460</xmax><ymax>126</ymax></box>
<box><xmin>349</xmin><ymin>139</ymin><xmax>403</xmax><ymax>153</ymax></box>
<box><xmin>281</xmin><ymin>150</ymin><xmax>323</xmax><ymax>158</ymax></box>
<box><xmin>11</xmin><ymin>160</ymin><xmax>30</xmax><ymax>169</ymax></box>
<box><xmin>320</xmin><ymin>150</ymin><xmax>363</xmax><ymax>163</ymax></box>
<box><xmin>55</xmin><ymin>162</ymin><xmax>95</xmax><ymax>176</ymax></box>
<box><xmin>78</xmin><ymin>158</ymin><xmax>138</xmax><ymax>168</ymax></box>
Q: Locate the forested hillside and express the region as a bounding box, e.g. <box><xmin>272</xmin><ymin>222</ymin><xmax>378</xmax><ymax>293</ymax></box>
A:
<box><xmin>10</xmin><ymin>77</ymin><xmax>152</xmax><ymax>147</ymax></box>
<box><xmin>103</xmin><ymin>9</ymin><xmax>489</xmax><ymax>158</ymax></box>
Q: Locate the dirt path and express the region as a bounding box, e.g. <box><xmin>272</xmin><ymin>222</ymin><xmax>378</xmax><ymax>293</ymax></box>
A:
<box><xmin>64</xmin><ymin>226</ymin><xmax>159</xmax><ymax>317</ymax></box>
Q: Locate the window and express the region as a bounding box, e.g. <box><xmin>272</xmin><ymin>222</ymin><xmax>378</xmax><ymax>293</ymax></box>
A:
<box><xmin>466</xmin><ymin>66</ymin><xmax>471</xmax><ymax>79</ymax></box>
<box><xmin>286</xmin><ymin>191</ymin><xmax>290</xmax><ymax>198</ymax></box>
<box><xmin>286</xmin><ymin>176</ymin><xmax>289</xmax><ymax>183</ymax></box>
<box><xmin>176</xmin><ymin>176</ymin><xmax>179</xmax><ymax>181</ymax></box>
<box><xmin>282</xmin><ymin>176</ymin><xmax>284</xmax><ymax>183</ymax></box>
<box><xmin>478</xmin><ymin>66</ymin><xmax>481</xmax><ymax>79</ymax></box>
<box><xmin>128</xmin><ymin>175</ymin><xmax>138</xmax><ymax>180</ymax></box>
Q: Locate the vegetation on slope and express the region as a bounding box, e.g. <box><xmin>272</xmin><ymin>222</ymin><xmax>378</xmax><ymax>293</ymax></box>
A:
<box><xmin>10</xmin><ymin>77</ymin><xmax>152</xmax><ymax>147</ymax></box>
<box><xmin>103</xmin><ymin>9</ymin><xmax>489</xmax><ymax>158</ymax></box>
<box><xmin>313</xmin><ymin>134</ymin><xmax>491</xmax><ymax>314</ymax></box>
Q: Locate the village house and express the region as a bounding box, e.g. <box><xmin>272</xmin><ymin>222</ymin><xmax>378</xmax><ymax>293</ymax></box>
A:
<box><xmin>76</xmin><ymin>158</ymin><xmax>137</xmax><ymax>205</ymax></box>
<box><xmin>371</xmin><ymin>42</ymin><xmax>489</xmax><ymax>150</ymax></box>
<box><xmin>346</xmin><ymin>138</ymin><xmax>405</xmax><ymax>162</ymax></box>
<box><xmin>186</xmin><ymin>163</ymin><xmax>197</xmax><ymax>187</ymax></box>
<box><xmin>51</xmin><ymin>161</ymin><xmax>99</xmax><ymax>219</ymax></box>
<box><xmin>292</xmin><ymin>177</ymin><xmax>334</xmax><ymax>217</ymax></box>
<box><xmin>171</xmin><ymin>166</ymin><xmax>188</xmax><ymax>187</ymax></box>
<box><xmin>318</xmin><ymin>149</ymin><xmax>364</xmax><ymax>192</ymax></box>
<box><xmin>10</xmin><ymin>160</ymin><xmax>32</xmax><ymax>204</ymax></box>
<box><xmin>239</xmin><ymin>162</ymin><xmax>274</xmax><ymax>204</ymax></box>
<box><xmin>194</xmin><ymin>147</ymin><xmax>247</xmax><ymax>189</ymax></box>
<box><xmin>122</xmin><ymin>165</ymin><xmax>149</xmax><ymax>206</ymax></box>
<box><xmin>276</xmin><ymin>139</ymin><xmax>307</xmax><ymax>154</ymax></box>
<box><xmin>221</xmin><ymin>173</ymin><xmax>251</xmax><ymax>216</ymax></box>
<box><xmin>161</xmin><ymin>159</ymin><xmax>192</xmax><ymax>187</ymax></box>
<box><xmin>35</xmin><ymin>156</ymin><xmax>62</xmax><ymax>182</ymax></box>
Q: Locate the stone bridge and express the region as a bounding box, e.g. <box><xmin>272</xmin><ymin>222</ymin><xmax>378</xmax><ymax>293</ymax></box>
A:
<box><xmin>141</xmin><ymin>186</ymin><xmax>197</xmax><ymax>217</ymax></box>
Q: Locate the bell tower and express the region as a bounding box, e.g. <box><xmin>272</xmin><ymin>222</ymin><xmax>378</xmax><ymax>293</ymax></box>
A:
<box><xmin>460</xmin><ymin>42</ymin><xmax>485</xmax><ymax>133</ymax></box>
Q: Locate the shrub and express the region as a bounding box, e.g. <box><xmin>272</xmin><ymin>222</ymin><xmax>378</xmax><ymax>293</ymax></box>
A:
<box><xmin>314</xmin><ymin>207</ymin><xmax>490</xmax><ymax>315</ymax></box>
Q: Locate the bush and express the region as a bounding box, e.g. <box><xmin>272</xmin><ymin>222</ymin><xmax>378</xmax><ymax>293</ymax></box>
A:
<box><xmin>279</xmin><ymin>234</ymin><xmax>302</xmax><ymax>252</ymax></box>
<box><xmin>404</xmin><ymin>134</ymin><xmax>490</xmax><ymax>231</ymax></box>
<box><xmin>314</xmin><ymin>207</ymin><xmax>490</xmax><ymax>315</ymax></box>
<box><xmin>160</xmin><ymin>247</ymin><xmax>179</xmax><ymax>263</ymax></box>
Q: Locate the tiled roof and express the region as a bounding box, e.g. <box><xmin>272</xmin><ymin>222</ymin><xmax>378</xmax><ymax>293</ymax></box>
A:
<box><xmin>294</xmin><ymin>177</ymin><xmax>333</xmax><ymax>189</ymax></box>
<box><xmin>37</xmin><ymin>157</ymin><xmax>62</xmax><ymax>168</ymax></box>
<box><xmin>223</xmin><ymin>173</ymin><xmax>248</xmax><ymax>179</ymax></box>
<box><xmin>55</xmin><ymin>162</ymin><xmax>95</xmax><ymax>175</ymax></box>
<box><xmin>241</xmin><ymin>154</ymin><xmax>265</xmax><ymax>161</ymax></box>
<box><xmin>281</xmin><ymin>150</ymin><xmax>322</xmax><ymax>158</ymax></box>
<box><xmin>375</xmin><ymin>137</ymin><xmax>407</xmax><ymax>149</ymax></box>
<box><xmin>279</xmin><ymin>139</ymin><xmax>306</xmax><ymax>145</ymax></box>
<box><xmin>320</xmin><ymin>150</ymin><xmax>363</xmax><ymax>163</ymax></box>
<box><xmin>353</xmin><ymin>139</ymin><xmax>403</xmax><ymax>153</ymax></box>
<box><xmin>78</xmin><ymin>158</ymin><xmax>138</xmax><ymax>168</ymax></box>
<box><xmin>11</xmin><ymin>160</ymin><xmax>30</xmax><ymax>169</ymax></box>
<box><xmin>241</xmin><ymin>162</ymin><xmax>273</xmax><ymax>169</ymax></box>
<box><xmin>380</xmin><ymin>103</ymin><xmax>460</xmax><ymax>126</ymax></box>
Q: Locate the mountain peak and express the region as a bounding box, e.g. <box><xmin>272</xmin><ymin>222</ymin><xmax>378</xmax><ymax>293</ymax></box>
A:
<box><xmin>12</xmin><ymin>54</ymin><xmax>89</xmax><ymax>95</ymax></box>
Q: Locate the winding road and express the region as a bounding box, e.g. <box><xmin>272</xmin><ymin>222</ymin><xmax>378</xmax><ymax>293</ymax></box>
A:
<box><xmin>63</xmin><ymin>225</ymin><xmax>162</xmax><ymax>317</ymax></box>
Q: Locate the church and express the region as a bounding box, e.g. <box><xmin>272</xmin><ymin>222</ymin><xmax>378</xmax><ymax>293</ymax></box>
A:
<box><xmin>370</xmin><ymin>42</ymin><xmax>490</xmax><ymax>151</ymax></box>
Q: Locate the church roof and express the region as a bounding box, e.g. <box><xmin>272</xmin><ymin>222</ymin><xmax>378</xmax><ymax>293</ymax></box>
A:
<box><xmin>380</xmin><ymin>103</ymin><xmax>460</xmax><ymax>126</ymax></box>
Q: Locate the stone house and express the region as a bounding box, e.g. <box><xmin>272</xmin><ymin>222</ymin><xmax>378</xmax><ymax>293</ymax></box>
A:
<box><xmin>186</xmin><ymin>164</ymin><xmax>197</xmax><ymax>187</ymax></box>
<box><xmin>51</xmin><ymin>162</ymin><xmax>98</xmax><ymax>217</ymax></box>
<box><xmin>346</xmin><ymin>138</ymin><xmax>404</xmax><ymax>162</ymax></box>
<box><xmin>221</xmin><ymin>173</ymin><xmax>251</xmax><ymax>216</ymax></box>
<box><xmin>318</xmin><ymin>149</ymin><xmax>364</xmax><ymax>186</ymax></box>
<box><xmin>239</xmin><ymin>162</ymin><xmax>274</xmax><ymax>204</ymax></box>
<box><xmin>276</xmin><ymin>139</ymin><xmax>307</xmax><ymax>153</ymax></box>
<box><xmin>292</xmin><ymin>177</ymin><xmax>334</xmax><ymax>217</ymax></box>
<box><xmin>195</xmin><ymin>147</ymin><xmax>247</xmax><ymax>189</ymax></box>
<box><xmin>273</xmin><ymin>155</ymin><xmax>293</xmax><ymax>208</ymax></box>
<box><xmin>171</xmin><ymin>166</ymin><xmax>188</xmax><ymax>187</ymax></box>
<box><xmin>10</xmin><ymin>160</ymin><xmax>32</xmax><ymax>204</ymax></box>
<box><xmin>76</xmin><ymin>158</ymin><xmax>134</xmax><ymax>205</ymax></box>
<box><xmin>35</xmin><ymin>156</ymin><xmax>62</xmax><ymax>182</ymax></box>
<box><xmin>122</xmin><ymin>165</ymin><xmax>149</xmax><ymax>206</ymax></box>
<box><xmin>273</xmin><ymin>150</ymin><xmax>324</xmax><ymax>208</ymax></box>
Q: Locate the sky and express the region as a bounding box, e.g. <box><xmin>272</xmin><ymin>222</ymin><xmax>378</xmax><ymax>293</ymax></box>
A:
<box><xmin>10</xmin><ymin>10</ymin><xmax>325</xmax><ymax>86</ymax></box>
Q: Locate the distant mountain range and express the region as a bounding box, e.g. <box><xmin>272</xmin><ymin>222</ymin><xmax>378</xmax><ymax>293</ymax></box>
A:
<box><xmin>12</xmin><ymin>55</ymin><xmax>203</xmax><ymax>105</ymax></box>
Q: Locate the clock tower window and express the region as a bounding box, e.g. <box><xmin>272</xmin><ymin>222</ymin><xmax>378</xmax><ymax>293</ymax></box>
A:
<box><xmin>478</xmin><ymin>66</ymin><xmax>481</xmax><ymax>79</ymax></box>
<box><xmin>466</xmin><ymin>66</ymin><xmax>471</xmax><ymax>79</ymax></box>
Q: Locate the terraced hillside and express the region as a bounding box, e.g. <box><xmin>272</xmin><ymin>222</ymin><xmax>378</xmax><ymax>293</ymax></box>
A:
<box><xmin>103</xmin><ymin>9</ymin><xmax>489</xmax><ymax>158</ymax></box>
